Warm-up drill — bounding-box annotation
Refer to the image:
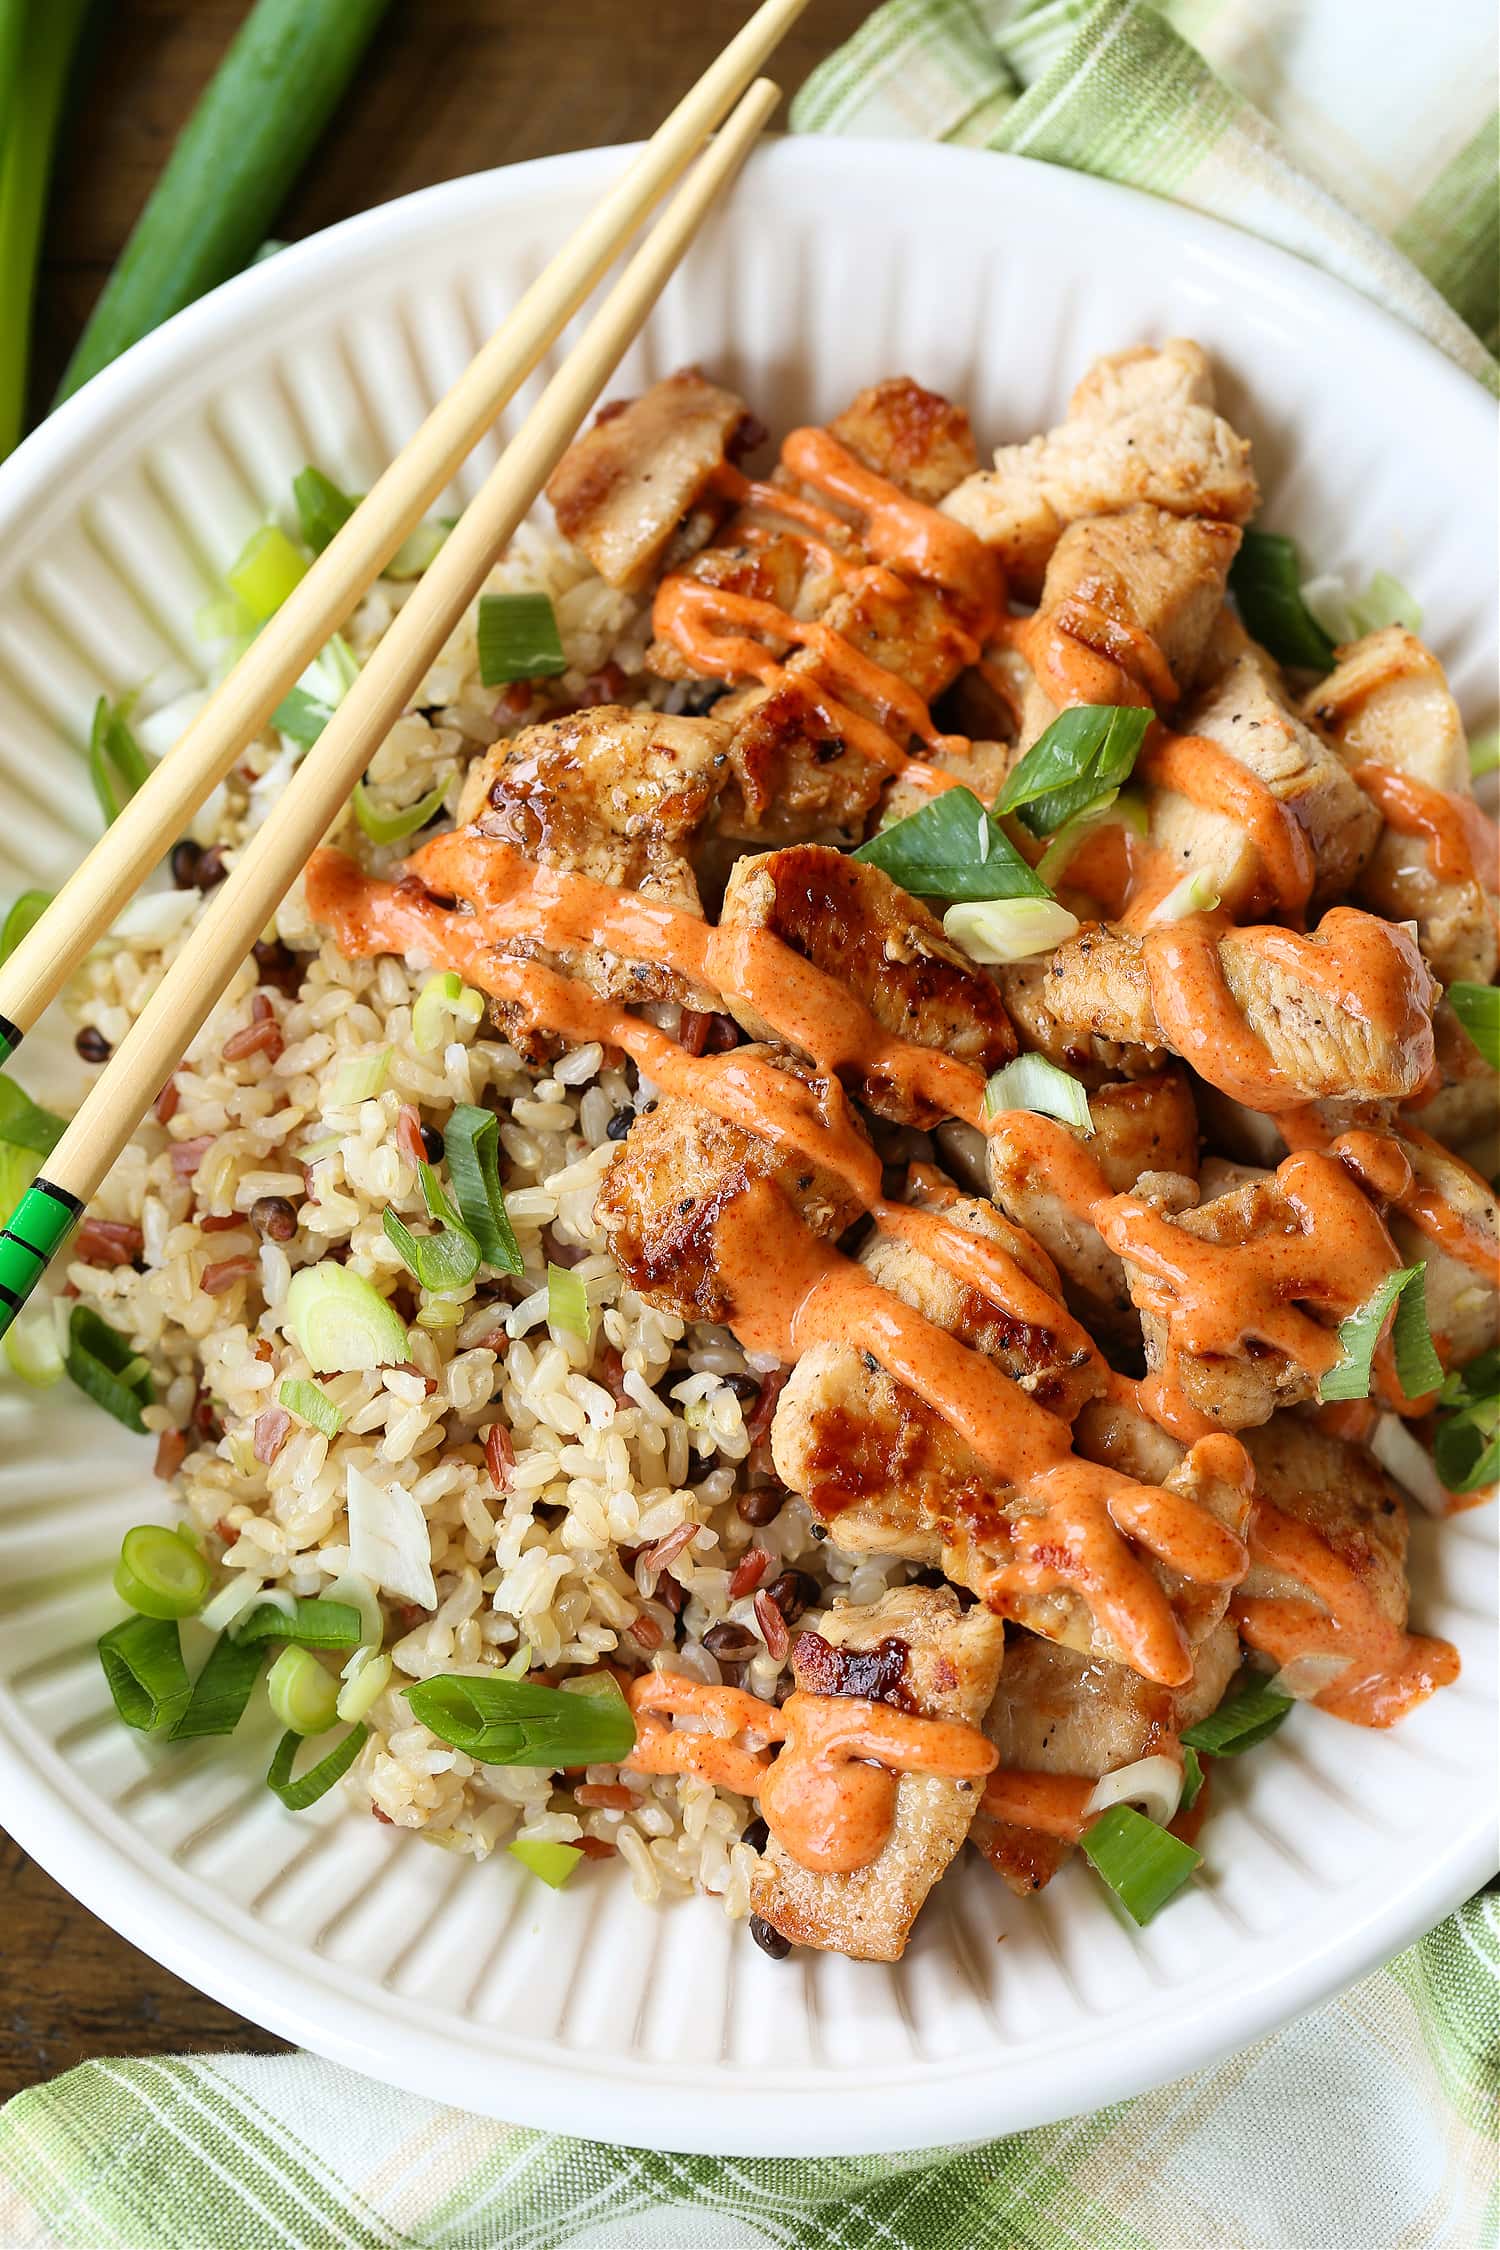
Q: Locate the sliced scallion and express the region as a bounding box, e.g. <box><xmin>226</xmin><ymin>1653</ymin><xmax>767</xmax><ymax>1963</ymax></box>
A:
<box><xmin>335</xmin><ymin>1648</ymin><xmax>392</xmax><ymax>1725</ymax></box>
<box><xmin>1432</xmin><ymin>1348</ymin><xmax>1500</xmax><ymax>1496</ymax></box>
<box><xmin>982</xmin><ymin>1054</ymin><xmax>1094</xmax><ymax>1133</ymax></box>
<box><xmin>89</xmin><ymin>697</ymin><xmax>154</xmax><ymax>827</ymax></box>
<box><xmin>1228</xmin><ymin>531</ymin><xmax>1337</xmax><ymax>672</ymax></box>
<box><xmin>1081</xmin><ymin>1802</ymin><xmax>1200</xmax><ymax>1924</ymax></box>
<box><xmin>1318</xmin><ymin>1264</ymin><xmax>1426</xmax><ymax>1403</ymax></box>
<box><xmin>1179</xmin><ymin>1745</ymin><xmax>1204</xmax><ymax>1811</ymax></box>
<box><xmin>2</xmin><ymin>1298</ymin><xmax>64</xmax><ymax>1386</ymax></box>
<box><xmin>852</xmin><ymin>786</ymin><xmax>1048</xmax><ymax>901</ymax></box>
<box><xmin>997</xmin><ymin>706</ymin><xmax>1153</xmax><ymax>839</ymax></box>
<box><xmin>66</xmin><ymin>1305</ymin><xmax>154</xmax><ymax>1432</ymax></box>
<box><xmin>1181</xmin><ymin>1679</ymin><xmax>1294</xmax><ymax>1756</ymax></box>
<box><xmin>445</xmin><ymin>1104</ymin><xmax>523</xmax><ymax>1274</ymax></box>
<box><xmin>351</xmin><ymin>777</ymin><xmax>449</xmax><ymax>845</ymax></box>
<box><xmin>266</xmin><ymin>1721</ymin><xmax>369</xmax><ymax>1810</ymax></box>
<box><xmin>169</xmin><ymin>1628</ymin><xmax>266</xmax><ymax>1740</ymax></box>
<box><xmin>268</xmin><ymin>1645</ymin><xmax>341</xmax><ymax>1735</ymax></box>
<box><xmin>1468</xmin><ymin>728</ymin><xmax>1499</xmax><ymax>781</ymax></box>
<box><xmin>382</xmin><ymin>1201</ymin><xmax>479</xmax><ymax>1292</ymax></box>
<box><xmin>1149</xmin><ymin>869</ymin><xmax>1221</xmax><ymax>924</ymax></box>
<box><xmin>278</xmin><ymin>1377</ymin><xmax>343</xmax><ymax>1439</ymax></box>
<box><xmin>285</xmin><ymin>1261</ymin><xmax>409</xmax><ymax>1373</ymax></box>
<box><xmin>1033</xmin><ymin>790</ymin><xmax>1145</xmax><ymax>890</ymax></box>
<box><xmin>405</xmin><ymin>1672</ymin><xmax>636</xmax><ymax>1767</ymax></box>
<box><xmin>508</xmin><ymin>1837</ymin><xmax>583</xmax><ymax>1888</ymax></box>
<box><xmin>231</xmin><ymin>1597</ymin><xmax>363</xmax><ymax>1650</ymax></box>
<box><xmin>113</xmin><ymin>1524</ymin><xmax>212</xmax><ymax>1620</ymax></box>
<box><xmin>328</xmin><ymin>1049</ymin><xmax>389</xmax><ymax>1105</ymax></box>
<box><xmin>293</xmin><ymin>465</ymin><xmax>356</xmax><ymax>554</ymax></box>
<box><xmin>547</xmin><ymin>1262</ymin><xmax>590</xmax><ymax>1341</ymax></box>
<box><xmin>412</xmin><ymin>971</ymin><xmax>485</xmax><ymax>1055</ymax></box>
<box><xmin>477</xmin><ymin>591</ymin><xmax>567</xmax><ymax>686</ymax></box>
<box><xmin>1448</xmin><ymin>982</ymin><xmax>1499</xmax><ymax>1071</ymax></box>
<box><xmin>1390</xmin><ymin>1264</ymin><xmax>1443</xmax><ymax>1400</ymax></box>
<box><xmin>0</xmin><ymin>1073</ymin><xmax>65</xmax><ymax>1159</ymax></box>
<box><xmin>386</xmin><ymin>520</ymin><xmax>449</xmax><ymax>579</ymax></box>
<box><xmin>228</xmin><ymin>524</ymin><xmax>306</xmax><ymax>624</ymax></box>
<box><xmin>97</xmin><ymin>1614</ymin><xmax>190</xmax><ymax>1734</ymax></box>
<box><xmin>942</xmin><ymin>896</ymin><xmax>1080</xmax><ymax>963</ymax></box>
<box><xmin>0</xmin><ymin>889</ymin><xmax>51</xmax><ymax>965</ymax></box>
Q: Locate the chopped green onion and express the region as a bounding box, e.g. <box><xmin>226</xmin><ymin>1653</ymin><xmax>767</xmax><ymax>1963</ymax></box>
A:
<box><xmin>477</xmin><ymin>591</ymin><xmax>567</xmax><ymax>686</ymax></box>
<box><xmin>231</xmin><ymin>1597</ymin><xmax>363</xmax><ymax>1650</ymax></box>
<box><xmin>271</xmin><ymin>634</ymin><xmax>359</xmax><ymax>747</ymax></box>
<box><xmin>1179</xmin><ymin>1745</ymin><xmax>1204</xmax><ymax>1811</ymax></box>
<box><xmin>982</xmin><ymin>1054</ymin><xmax>1094</xmax><ymax>1133</ymax></box>
<box><xmin>66</xmin><ymin>1305</ymin><xmax>154</xmax><ymax>1432</ymax></box>
<box><xmin>1182</xmin><ymin>1679</ymin><xmax>1294</xmax><ymax>1756</ymax></box>
<box><xmin>1346</xmin><ymin>570</ymin><xmax>1422</xmax><ymax>638</ymax></box>
<box><xmin>88</xmin><ymin>696</ymin><xmax>154</xmax><ymax>827</ymax></box>
<box><xmin>382</xmin><ymin>1198</ymin><xmax>480</xmax><ymax>1292</ymax></box>
<box><xmin>1081</xmin><ymin>1803</ymin><xmax>1200</xmax><ymax>1924</ymax></box>
<box><xmin>113</xmin><ymin>1524</ymin><xmax>212</xmax><ymax>1620</ymax></box>
<box><xmin>1391</xmin><ymin>1265</ymin><xmax>1443</xmax><ymax>1400</ymax></box>
<box><xmin>0</xmin><ymin>889</ymin><xmax>51</xmax><ymax>964</ymax></box>
<box><xmin>998</xmin><ymin>706</ymin><xmax>1153</xmax><ymax>839</ymax></box>
<box><xmin>278</xmin><ymin>1377</ymin><xmax>343</xmax><ymax>1438</ymax></box>
<box><xmin>227</xmin><ymin>524</ymin><xmax>306</xmax><ymax>624</ymax></box>
<box><xmin>386</xmin><ymin>520</ymin><xmax>450</xmax><ymax>579</ymax></box>
<box><xmin>3</xmin><ymin>1298</ymin><xmax>64</xmax><ymax>1386</ymax></box>
<box><xmin>1033</xmin><ymin>790</ymin><xmax>1146</xmax><ymax>889</ymax></box>
<box><xmin>266</xmin><ymin>1722</ymin><xmax>369</xmax><ymax>1810</ymax></box>
<box><xmin>329</xmin><ymin>1049</ymin><xmax>389</xmax><ymax>1106</ymax></box>
<box><xmin>268</xmin><ymin>1645</ymin><xmax>341</xmax><ymax>1735</ymax></box>
<box><xmin>1468</xmin><ymin>728</ymin><xmax>1499</xmax><ymax>781</ymax></box>
<box><xmin>445</xmin><ymin>1104</ymin><xmax>524</xmax><ymax>1274</ymax></box>
<box><xmin>336</xmin><ymin>1648</ymin><xmax>392</xmax><ymax>1725</ymax></box>
<box><xmin>351</xmin><ymin>777</ymin><xmax>450</xmax><ymax>845</ymax></box>
<box><xmin>412</xmin><ymin>971</ymin><xmax>485</xmax><ymax>1055</ymax></box>
<box><xmin>1149</xmin><ymin>869</ymin><xmax>1222</xmax><ymax>924</ymax></box>
<box><xmin>508</xmin><ymin>1838</ymin><xmax>583</xmax><ymax>1889</ymax></box>
<box><xmin>1318</xmin><ymin>1264</ymin><xmax>1426</xmax><ymax>1403</ymax></box>
<box><xmin>547</xmin><ymin>1262</ymin><xmax>591</xmax><ymax>1341</ymax></box>
<box><xmin>285</xmin><ymin>1261</ymin><xmax>409</xmax><ymax>1372</ymax></box>
<box><xmin>852</xmin><ymin>786</ymin><xmax>1048</xmax><ymax>901</ymax></box>
<box><xmin>1433</xmin><ymin>1348</ymin><xmax>1500</xmax><ymax>1496</ymax></box>
<box><xmin>1447</xmin><ymin>982</ymin><xmax>1499</xmax><ymax>1071</ymax></box>
<box><xmin>404</xmin><ymin>1672</ymin><xmax>637</xmax><ymax>1767</ymax></box>
<box><xmin>1229</xmin><ymin>531</ymin><xmax>1337</xmax><ymax>672</ymax></box>
<box><xmin>293</xmin><ymin>466</ymin><xmax>356</xmax><ymax>554</ymax></box>
<box><xmin>942</xmin><ymin>897</ymin><xmax>1080</xmax><ymax>963</ymax></box>
<box><xmin>169</xmin><ymin>1629</ymin><xmax>266</xmax><ymax>1739</ymax></box>
<box><xmin>97</xmin><ymin>1615</ymin><xmax>191</xmax><ymax>1734</ymax></box>
<box><xmin>0</xmin><ymin>1073</ymin><xmax>64</xmax><ymax>1227</ymax></box>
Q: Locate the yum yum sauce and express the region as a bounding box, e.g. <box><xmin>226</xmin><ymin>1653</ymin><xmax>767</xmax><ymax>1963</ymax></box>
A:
<box><xmin>309</xmin><ymin>419</ymin><xmax>1467</xmax><ymax>1863</ymax></box>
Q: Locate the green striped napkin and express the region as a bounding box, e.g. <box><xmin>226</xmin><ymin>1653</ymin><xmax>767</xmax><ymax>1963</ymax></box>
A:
<box><xmin>1</xmin><ymin>4</ymin><xmax>1497</xmax><ymax>2244</ymax></box>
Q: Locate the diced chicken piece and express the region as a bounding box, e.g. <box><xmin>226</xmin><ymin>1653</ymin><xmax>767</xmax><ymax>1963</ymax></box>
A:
<box><xmin>704</xmin><ymin>680</ymin><xmax>887</xmax><ymax>848</ymax></box>
<box><xmin>717</xmin><ymin>844</ymin><xmax>1016</xmax><ymax>1123</ymax></box>
<box><xmin>986</xmin><ymin>1069</ymin><xmax>1199</xmax><ymax>1335</ymax></box>
<box><xmin>825</xmin><ymin>377</ymin><xmax>980</xmax><ymax>505</ymax></box>
<box><xmin>593</xmin><ymin>1043</ymin><xmax>868</xmax><ymax>1324</ymax></box>
<box><xmin>972</xmin><ymin>1621</ymin><xmax>1238</xmax><ymax>1894</ymax></box>
<box><xmin>1009</xmin><ymin>911</ymin><xmax>1437</xmax><ymax>1105</ymax></box>
<box><xmin>1308</xmin><ymin>628</ymin><xmax>1498</xmax><ymax>984</ymax></box>
<box><xmin>942</xmin><ymin>340</ymin><xmax>1257</xmax><ymax>596</ymax></box>
<box><xmin>771</xmin><ymin>1341</ymin><xmax>1248</xmax><ymax>1673</ymax></box>
<box><xmin>1388</xmin><ymin>1130</ymin><xmax>1499</xmax><ymax>1367</ymax></box>
<box><xmin>751</xmin><ymin>1586</ymin><xmax>1003</xmax><ymax>1961</ymax></box>
<box><xmin>859</xmin><ymin>1182</ymin><xmax>1101</xmax><ymax>1420</ymax></box>
<box><xmin>998</xmin><ymin>952</ymin><xmax>1167</xmax><ymax>1085</ymax></box>
<box><xmin>1015</xmin><ymin>504</ymin><xmax>1241</xmax><ymax>749</ymax></box>
<box><xmin>545</xmin><ymin>368</ymin><xmax>748</xmax><ymax>591</ymax></box>
<box><xmin>433</xmin><ymin>705</ymin><xmax>731</xmax><ymax>1050</ymax></box>
<box><xmin>1152</xmin><ymin>637</ymin><xmax>1380</xmax><ymax>915</ymax></box>
<box><xmin>1238</xmin><ymin>1417</ymin><xmax>1409</xmax><ymax>1634</ymax></box>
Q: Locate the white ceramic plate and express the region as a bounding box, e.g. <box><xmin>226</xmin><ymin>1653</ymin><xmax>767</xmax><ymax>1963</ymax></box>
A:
<box><xmin>0</xmin><ymin>142</ymin><xmax>1494</xmax><ymax>2156</ymax></box>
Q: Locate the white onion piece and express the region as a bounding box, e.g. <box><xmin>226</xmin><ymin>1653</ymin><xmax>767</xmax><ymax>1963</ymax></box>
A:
<box><xmin>1082</xmin><ymin>1753</ymin><xmax>1182</xmax><ymax>1828</ymax></box>
<box><xmin>1371</xmin><ymin>1413</ymin><xmax>1453</xmax><ymax>1518</ymax></box>
<box><xmin>1268</xmin><ymin>1654</ymin><xmax>1352</xmax><ymax>1701</ymax></box>
<box><xmin>324</xmin><ymin>1567</ymin><xmax>384</xmax><ymax>1650</ymax></box>
<box><xmin>943</xmin><ymin>897</ymin><xmax>1080</xmax><ymax>964</ymax></box>
<box><xmin>199</xmin><ymin>1573</ymin><xmax>267</xmax><ymax>1632</ymax></box>
<box><xmin>346</xmin><ymin>1464</ymin><xmax>437</xmax><ymax>1609</ymax></box>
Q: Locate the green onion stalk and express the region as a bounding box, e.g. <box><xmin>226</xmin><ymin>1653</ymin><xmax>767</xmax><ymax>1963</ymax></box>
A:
<box><xmin>0</xmin><ymin>0</ymin><xmax>93</xmax><ymax>457</ymax></box>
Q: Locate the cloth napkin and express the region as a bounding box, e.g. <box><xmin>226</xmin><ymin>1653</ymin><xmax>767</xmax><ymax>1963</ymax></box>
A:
<box><xmin>1</xmin><ymin>3</ymin><xmax>1496</xmax><ymax>2244</ymax></box>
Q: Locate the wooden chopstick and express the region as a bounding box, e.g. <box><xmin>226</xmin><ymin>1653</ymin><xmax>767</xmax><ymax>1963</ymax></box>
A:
<box><xmin>0</xmin><ymin>77</ymin><xmax>779</xmax><ymax>1330</ymax></box>
<box><xmin>0</xmin><ymin>0</ymin><xmax>808</xmax><ymax>1065</ymax></box>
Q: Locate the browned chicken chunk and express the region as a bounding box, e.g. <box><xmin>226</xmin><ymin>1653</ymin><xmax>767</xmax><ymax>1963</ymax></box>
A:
<box><xmin>717</xmin><ymin>844</ymin><xmax>1016</xmax><ymax>1123</ymax></box>
<box><xmin>824</xmin><ymin>376</ymin><xmax>980</xmax><ymax>505</ymax></box>
<box><xmin>1237</xmin><ymin>1416</ymin><xmax>1410</xmax><ymax>1642</ymax></box>
<box><xmin>545</xmin><ymin>368</ymin><xmax>748</xmax><ymax>591</ymax></box>
<box><xmin>751</xmin><ymin>1586</ymin><xmax>1005</xmax><ymax>1961</ymax></box>
<box><xmin>943</xmin><ymin>340</ymin><xmax>1257</xmax><ymax>595</ymax></box>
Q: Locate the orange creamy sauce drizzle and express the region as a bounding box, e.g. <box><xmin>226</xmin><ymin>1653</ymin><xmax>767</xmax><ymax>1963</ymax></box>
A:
<box><xmin>623</xmin><ymin>1671</ymin><xmax>996</xmax><ymax>1875</ymax></box>
<box><xmin>1352</xmin><ymin>762</ymin><xmax>1500</xmax><ymax>899</ymax></box>
<box><xmin>1231</xmin><ymin>1496</ymin><xmax>1459</xmax><ymax>1728</ymax></box>
<box><xmin>1281</xmin><ymin>1109</ymin><xmax>1500</xmax><ymax>1287</ymax></box>
<box><xmin>1138</xmin><ymin>733</ymin><xmax>1315</xmax><ymax>916</ymax></box>
<box><xmin>978</xmin><ymin>1769</ymin><xmax>1095</xmax><ymax>1843</ymax></box>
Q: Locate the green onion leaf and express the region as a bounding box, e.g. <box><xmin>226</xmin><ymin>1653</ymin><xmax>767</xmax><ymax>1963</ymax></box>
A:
<box><xmin>982</xmin><ymin>1054</ymin><xmax>1094</xmax><ymax>1133</ymax></box>
<box><xmin>113</xmin><ymin>1524</ymin><xmax>212</xmax><ymax>1620</ymax></box>
<box><xmin>1318</xmin><ymin>1264</ymin><xmax>1426</xmax><ymax>1403</ymax></box>
<box><xmin>88</xmin><ymin>697</ymin><xmax>154</xmax><ymax>827</ymax></box>
<box><xmin>351</xmin><ymin>778</ymin><xmax>450</xmax><ymax>845</ymax></box>
<box><xmin>293</xmin><ymin>466</ymin><xmax>356</xmax><ymax>554</ymax></box>
<box><xmin>1229</xmin><ymin>531</ymin><xmax>1338</xmax><ymax>672</ymax></box>
<box><xmin>97</xmin><ymin>1615</ymin><xmax>191</xmax><ymax>1734</ymax></box>
<box><xmin>231</xmin><ymin>1597</ymin><xmax>364</xmax><ymax>1650</ymax></box>
<box><xmin>1033</xmin><ymin>790</ymin><xmax>1145</xmax><ymax>889</ymax></box>
<box><xmin>1179</xmin><ymin>1745</ymin><xmax>1204</xmax><ymax>1811</ymax></box>
<box><xmin>382</xmin><ymin>1200</ymin><xmax>480</xmax><ymax>1292</ymax></box>
<box><xmin>266</xmin><ymin>1722</ymin><xmax>369</xmax><ymax>1810</ymax></box>
<box><xmin>268</xmin><ymin>1645</ymin><xmax>341</xmax><ymax>1735</ymax></box>
<box><xmin>998</xmin><ymin>706</ymin><xmax>1153</xmax><ymax>839</ymax></box>
<box><xmin>1433</xmin><ymin>1348</ymin><xmax>1500</xmax><ymax>1496</ymax></box>
<box><xmin>1447</xmin><ymin>982</ymin><xmax>1499</xmax><ymax>1071</ymax></box>
<box><xmin>477</xmin><ymin>591</ymin><xmax>567</xmax><ymax>686</ymax></box>
<box><xmin>853</xmin><ymin>786</ymin><xmax>1049</xmax><ymax>900</ymax></box>
<box><xmin>228</xmin><ymin>524</ymin><xmax>306</xmax><ymax>624</ymax></box>
<box><xmin>387</xmin><ymin>520</ymin><xmax>450</xmax><ymax>579</ymax></box>
<box><xmin>405</xmin><ymin>1672</ymin><xmax>636</xmax><ymax>1767</ymax></box>
<box><xmin>1345</xmin><ymin>570</ymin><xmax>1422</xmax><ymax>638</ymax></box>
<box><xmin>412</xmin><ymin>971</ymin><xmax>485</xmax><ymax>1054</ymax></box>
<box><xmin>270</xmin><ymin>687</ymin><xmax>335</xmax><ymax>749</ymax></box>
<box><xmin>508</xmin><ymin>1838</ymin><xmax>584</xmax><ymax>1889</ymax></box>
<box><xmin>944</xmin><ymin>897</ymin><xmax>1080</xmax><ymax>964</ymax></box>
<box><xmin>3</xmin><ymin>1299</ymin><xmax>65</xmax><ymax>1386</ymax></box>
<box><xmin>445</xmin><ymin>1104</ymin><xmax>524</xmax><ymax>1275</ymax></box>
<box><xmin>1182</xmin><ymin>1679</ymin><xmax>1294</xmax><ymax>1756</ymax></box>
<box><xmin>1</xmin><ymin>890</ymin><xmax>51</xmax><ymax>965</ymax></box>
<box><xmin>285</xmin><ymin>1261</ymin><xmax>410</xmax><ymax>1373</ymax></box>
<box><xmin>0</xmin><ymin>1074</ymin><xmax>65</xmax><ymax>1159</ymax></box>
<box><xmin>1390</xmin><ymin>1264</ymin><xmax>1443</xmax><ymax>1400</ymax></box>
<box><xmin>547</xmin><ymin>1263</ymin><xmax>590</xmax><ymax>1341</ymax></box>
<box><xmin>66</xmin><ymin>1305</ymin><xmax>154</xmax><ymax>1432</ymax></box>
<box><xmin>336</xmin><ymin>1649</ymin><xmax>392</xmax><ymax>1725</ymax></box>
<box><xmin>1081</xmin><ymin>1803</ymin><xmax>1200</xmax><ymax>1924</ymax></box>
<box><xmin>1468</xmin><ymin>728</ymin><xmax>1499</xmax><ymax>781</ymax></box>
<box><xmin>278</xmin><ymin>1377</ymin><xmax>343</xmax><ymax>1439</ymax></box>
<box><xmin>271</xmin><ymin>635</ymin><xmax>359</xmax><ymax>748</ymax></box>
<box><xmin>169</xmin><ymin>1629</ymin><xmax>267</xmax><ymax>1739</ymax></box>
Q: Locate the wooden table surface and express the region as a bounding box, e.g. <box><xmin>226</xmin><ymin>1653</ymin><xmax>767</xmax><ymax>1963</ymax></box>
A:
<box><xmin>4</xmin><ymin>0</ymin><xmax>870</xmax><ymax>2105</ymax></box>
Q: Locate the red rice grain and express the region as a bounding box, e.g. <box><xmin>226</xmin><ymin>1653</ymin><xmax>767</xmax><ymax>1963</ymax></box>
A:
<box><xmin>253</xmin><ymin>1407</ymin><xmax>292</xmax><ymax>1464</ymax></box>
<box><xmin>753</xmin><ymin>1587</ymin><xmax>790</xmax><ymax>1661</ymax></box>
<box><xmin>74</xmin><ymin>1218</ymin><xmax>143</xmax><ymax>1265</ymax></box>
<box><xmin>153</xmin><ymin>1429</ymin><xmax>188</xmax><ymax>1480</ymax></box>
<box><xmin>484</xmin><ymin>1423</ymin><xmax>515</xmax><ymax>1490</ymax></box>
<box><xmin>201</xmin><ymin>1254</ymin><xmax>257</xmax><ymax>1296</ymax></box>
<box><xmin>574</xmin><ymin>1783</ymin><xmax>636</xmax><ymax>1810</ymax></box>
<box><xmin>729</xmin><ymin>1549</ymin><xmax>771</xmax><ymax>1599</ymax></box>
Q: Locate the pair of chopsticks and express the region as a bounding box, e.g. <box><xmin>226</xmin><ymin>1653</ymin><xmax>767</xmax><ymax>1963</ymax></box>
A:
<box><xmin>0</xmin><ymin>1</ymin><xmax>805</xmax><ymax>1335</ymax></box>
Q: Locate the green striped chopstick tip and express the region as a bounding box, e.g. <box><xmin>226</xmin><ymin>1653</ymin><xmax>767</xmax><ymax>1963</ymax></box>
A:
<box><xmin>0</xmin><ymin>1178</ymin><xmax>80</xmax><ymax>1329</ymax></box>
<box><xmin>0</xmin><ymin>1013</ymin><xmax>18</xmax><ymax>1063</ymax></box>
